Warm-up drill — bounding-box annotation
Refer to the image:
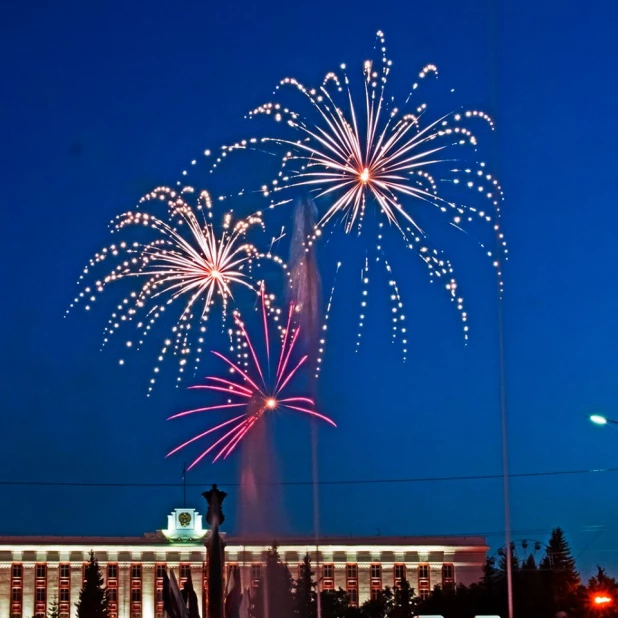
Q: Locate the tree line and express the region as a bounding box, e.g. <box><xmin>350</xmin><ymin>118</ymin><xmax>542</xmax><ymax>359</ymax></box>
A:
<box><xmin>35</xmin><ymin>528</ymin><xmax>618</xmax><ymax>618</ymax></box>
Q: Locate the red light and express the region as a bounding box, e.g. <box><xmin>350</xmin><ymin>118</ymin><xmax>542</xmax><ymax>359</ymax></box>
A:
<box><xmin>594</xmin><ymin>595</ymin><xmax>612</xmax><ymax>605</ymax></box>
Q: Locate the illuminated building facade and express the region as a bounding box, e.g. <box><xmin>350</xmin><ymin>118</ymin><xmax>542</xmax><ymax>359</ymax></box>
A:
<box><xmin>0</xmin><ymin>508</ymin><xmax>487</xmax><ymax>618</ymax></box>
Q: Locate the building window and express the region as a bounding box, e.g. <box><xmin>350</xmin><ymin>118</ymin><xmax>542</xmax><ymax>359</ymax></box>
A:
<box><xmin>156</xmin><ymin>589</ymin><xmax>164</xmax><ymax>603</ymax></box>
<box><xmin>131</xmin><ymin>564</ymin><xmax>142</xmax><ymax>579</ymax></box>
<box><xmin>60</xmin><ymin>564</ymin><xmax>70</xmax><ymax>579</ymax></box>
<box><xmin>346</xmin><ymin>564</ymin><xmax>358</xmax><ymax>580</ymax></box>
<box><xmin>60</xmin><ymin>588</ymin><xmax>70</xmax><ymax>602</ymax></box>
<box><xmin>131</xmin><ymin>588</ymin><xmax>141</xmax><ymax>603</ymax></box>
<box><xmin>36</xmin><ymin>564</ymin><xmax>47</xmax><ymax>580</ymax></box>
<box><xmin>251</xmin><ymin>563</ymin><xmax>262</xmax><ymax>588</ymax></box>
<box><xmin>442</xmin><ymin>563</ymin><xmax>454</xmax><ymax>587</ymax></box>
<box><xmin>107</xmin><ymin>588</ymin><xmax>118</xmax><ymax>603</ymax></box>
<box><xmin>36</xmin><ymin>587</ymin><xmax>46</xmax><ymax>602</ymax></box>
<box><xmin>108</xmin><ymin>564</ymin><xmax>118</xmax><ymax>579</ymax></box>
<box><xmin>156</xmin><ymin>564</ymin><xmax>166</xmax><ymax>579</ymax></box>
<box><xmin>418</xmin><ymin>564</ymin><xmax>431</xmax><ymax>599</ymax></box>
<box><xmin>394</xmin><ymin>564</ymin><xmax>406</xmax><ymax>585</ymax></box>
<box><xmin>12</xmin><ymin>587</ymin><xmax>22</xmax><ymax>602</ymax></box>
<box><xmin>12</xmin><ymin>564</ymin><xmax>22</xmax><ymax>579</ymax></box>
<box><xmin>370</xmin><ymin>564</ymin><xmax>381</xmax><ymax>580</ymax></box>
<box><xmin>418</xmin><ymin>564</ymin><xmax>429</xmax><ymax>580</ymax></box>
<box><xmin>322</xmin><ymin>563</ymin><xmax>334</xmax><ymax>589</ymax></box>
<box><xmin>371</xmin><ymin>588</ymin><xmax>380</xmax><ymax>600</ymax></box>
<box><xmin>180</xmin><ymin>564</ymin><xmax>191</xmax><ymax>580</ymax></box>
<box><xmin>347</xmin><ymin>587</ymin><xmax>358</xmax><ymax>605</ymax></box>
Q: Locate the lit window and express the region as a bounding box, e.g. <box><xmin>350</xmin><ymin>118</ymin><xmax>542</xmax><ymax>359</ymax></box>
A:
<box><xmin>346</xmin><ymin>564</ymin><xmax>358</xmax><ymax>580</ymax></box>
<box><xmin>60</xmin><ymin>589</ymin><xmax>70</xmax><ymax>602</ymax></box>
<box><xmin>131</xmin><ymin>564</ymin><xmax>142</xmax><ymax>579</ymax></box>
<box><xmin>108</xmin><ymin>564</ymin><xmax>118</xmax><ymax>579</ymax></box>
<box><xmin>370</xmin><ymin>564</ymin><xmax>381</xmax><ymax>580</ymax></box>
<box><xmin>11</xmin><ymin>587</ymin><xmax>22</xmax><ymax>602</ymax></box>
<box><xmin>347</xmin><ymin>588</ymin><xmax>358</xmax><ymax>605</ymax></box>
<box><xmin>36</xmin><ymin>564</ymin><xmax>47</xmax><ymax>579</ymax></box>
<box><xmin>36</xmin><ymin>587</ymin><xmax>46</xmax><ymax>602</ymax></box>
<box><xmin>60</xmin><ymin>564</ymin><xmax>70</xmax><ymax>579</ymax></box>
<box><xmin>394</xmin><ymin>564</ymin><xmax>406</xmax><ymax>584</ymax></box>
<box><xmin>442</xmin><ymin>563</ymin><xmax>454</xmax><ymax>584</ymax></box>
<box><xmin>12</xmin><ymin>564</ymin><xmax>22</xmax><ymax>579</ymax></box>
<box><xmin>323</xmin><ymin>564</ymin><xmax>334</xmax><ymax>579</ymax></box>
<box><xmin>180</xmin><ymin>564</ymin><xmax>191</xmax><ymax>580</ymax></box>
<box><xmin>418</xmin><ymin>564</ymin><xmax>430</xmax><ymax>580</ymax></box>
<box><xmin>156</xmin><ymin>564</ymin><xmax>166</xmax><ymax>579</ymax></box>
<box><xmin>131</xmin><ymin>588</ymin><xmax>141</xmax><ymax>603</ymax></box>
<box><xmin>251</xmin><ymin>564</ymin><xmax>262</xmax><ymax>585</ymax></box>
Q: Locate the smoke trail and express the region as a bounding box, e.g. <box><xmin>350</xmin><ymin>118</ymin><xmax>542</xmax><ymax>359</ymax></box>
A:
<box><xmin>289</xmin><ymin>197</ymin><xmax>322</xmax><ymax>362</ymax></box>
<box><xmin>289</xmin><ymin>197</ymin><xmax>324</xmax><ymax>618</ymax></box>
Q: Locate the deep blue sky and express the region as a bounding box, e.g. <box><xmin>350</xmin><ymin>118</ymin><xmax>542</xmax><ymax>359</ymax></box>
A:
<box><xmin>2</xmin><ymin>0</ymin><xmax>618</xmax><ymax>577</ymax></box>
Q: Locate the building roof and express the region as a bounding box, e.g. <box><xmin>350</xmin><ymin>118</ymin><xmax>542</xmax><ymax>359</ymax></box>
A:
<box><xmin>0</xmin><ymin>533</ymin><xmax>488</xmax><ymax>550</ymax></box>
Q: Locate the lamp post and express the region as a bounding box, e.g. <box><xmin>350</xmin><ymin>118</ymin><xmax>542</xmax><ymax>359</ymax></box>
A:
<box><xmin>590</xmin><ymin>415</ymin><xmax>618</xmax><ymax>426</ymax></box>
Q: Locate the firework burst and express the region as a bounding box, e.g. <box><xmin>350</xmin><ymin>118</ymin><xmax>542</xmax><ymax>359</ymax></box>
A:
<box><xmin>187</xmin><ymin>31</ymin><xmax>507</xmax><ymax>357</ymax></box>
<box><xmin>167</xmin><ymin>289</ymin><xmax>336</xmax><ymax>469</ymax></box>
<box><xmin>69</xmin><ymin>186</ymin><xmax>287</xmax><ymax>393</ymax></box>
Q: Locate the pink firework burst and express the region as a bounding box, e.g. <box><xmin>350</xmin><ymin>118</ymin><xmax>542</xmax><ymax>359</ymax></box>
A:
<box><xmin>167</xmin><ymin>288</ymin><xmax>336</xmax><ymax>469</ymax></box>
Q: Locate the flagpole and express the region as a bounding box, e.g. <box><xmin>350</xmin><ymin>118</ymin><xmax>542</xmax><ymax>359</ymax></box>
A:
<box><xmin>183</xmin><ymin>462</ymin><xmax>187</xmax><ymax>508</ymax></box>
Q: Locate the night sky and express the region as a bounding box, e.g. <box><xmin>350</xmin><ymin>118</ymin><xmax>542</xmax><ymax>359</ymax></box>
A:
<box><xmin>2</xmin><ymin>0</ymin><xmax>618</xmax><ymax>577</ymax></box>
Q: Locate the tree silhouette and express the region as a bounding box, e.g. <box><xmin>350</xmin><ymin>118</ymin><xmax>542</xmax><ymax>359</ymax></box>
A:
<box><xmin>546</xmin><ymin>528</ymin><xmax>580</xmax><ymax>615</ymax></box>
<box><xmin>390</xmin><ymin>577</ymin><xmax>415</xmax><ymax>618</ymax></box>
<box><xmin>360</xmin><ymin>587</ymin><xmax>392</xmax><ymax>618</ymax></box>
<box><xmin>250</xmin><ymin>546</ymin><xmax>294</xmax><ymax>618</ymax></box>
<box><xmin>76</xmin><ymin>551</ymin><xmax>108</xmax><ymax>618</ymax></box>
<box><xmin>295</xmin><ymin>554</ymin><xmax>317</xmax><ymax>618</ymax></box>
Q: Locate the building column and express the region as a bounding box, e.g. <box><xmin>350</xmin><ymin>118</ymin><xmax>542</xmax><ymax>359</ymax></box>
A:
<box><xmin>119</xmin><ymin>564</ymin><xmax>131</xmax><ymax>618</ymax></box>
<box><xmin>0</xmin><ymin>565</ymin><xmax>11</xmax><ymax>617</ymax></box>
<box><xmin>70</xmin><ymin>562</ymin><xmax>83</xmax><ymax>618</ymax></box>
<box><xmin>47</xmin><ymin>564</ymin><xmax>59</xmax><ymax>611</ymax></box>
<box><xmin>22</xmin><ymin>564</ymin><xmax>35</xmax><ymax>618</ymax></box>
<box><xmin>358</xmin><ymin>565</ymin><xmax>370</xmax><ymax>605</ymax></box>
<box><xmin>191</xmin><ymin>564</ymin><xmax>204</xmax><ymax>618</ymax></box>
<box><xmin>142</xmin><ymin>565</ymin><xmax>154</xmax><ymax>618</ymax></box>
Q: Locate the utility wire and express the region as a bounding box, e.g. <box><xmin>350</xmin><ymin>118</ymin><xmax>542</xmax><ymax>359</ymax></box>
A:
<box><xmin>0</xmin><ymin>465</ymin><xmax>617</xmax><ymax>488</ymax></box>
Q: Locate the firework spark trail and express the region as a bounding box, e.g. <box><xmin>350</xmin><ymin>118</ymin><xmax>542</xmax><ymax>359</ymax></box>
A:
<box><xmin>182</xmin><ymin>31</ymin><xmax>506</xmax><ymax>351</ymax></box>
<box><xmin>68</xmin><ymin>186</ymin><xmax>288</xmax><ymax>393</ymax></box>
<box><xmin>167</xmin><ymin>289</ymin><xmax>336</xmax><ymax>469</ymax></box>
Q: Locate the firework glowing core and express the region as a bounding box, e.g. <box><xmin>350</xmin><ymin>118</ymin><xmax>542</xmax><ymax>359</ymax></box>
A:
<box><xmin>360</xmin><ymin>168</ymin><xmax>370</xmax><ymax>184</ymax></box>
<box><xmin>265</xmin><ymin>397</ymin><xmax>277</xmax><ymax>409</ymax></box>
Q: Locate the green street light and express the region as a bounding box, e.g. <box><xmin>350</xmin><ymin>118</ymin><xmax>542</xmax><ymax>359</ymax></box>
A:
<box><xmin>590</xmin><ymin>414</ymin><xmax>618</xmax><ymax>426</ymax></box>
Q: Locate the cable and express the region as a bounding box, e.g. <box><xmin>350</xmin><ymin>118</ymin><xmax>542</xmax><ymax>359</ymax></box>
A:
<box><xmin>0</xmin><ymin>465</ymin><xmax>617</xmax><ymax>488</ymax></box>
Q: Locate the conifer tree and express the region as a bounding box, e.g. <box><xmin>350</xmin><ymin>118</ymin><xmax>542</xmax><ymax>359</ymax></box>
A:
<box><xmin>390</xmin><ymin>577</ymin><xmax>415</xmax><ymax>618</ymax></box>
<box><xmin>76</xmin><ymin>551</ymin><xmax>108</xmax><ymax>618</ymax></box>
<box><xmin>250</xmin><ymin>546</ymin><xmax>294</xmax><ymax>618</ymax></box>
<box><xmin>546</xmin><ymin>528</ymin><xmax>580</xmax><ymax>613</ymax></box>
<box><xmin>295</xmin><ymin>554</ymin><xmax>317</xmax><ymax>618</ymax></box>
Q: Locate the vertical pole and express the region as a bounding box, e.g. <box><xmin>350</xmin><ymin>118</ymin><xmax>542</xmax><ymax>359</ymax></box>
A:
<box><xmin>498</xmin><ymin>294</ymin><xmax>513</xmax><ymax>618</ymax></box>
<box><xmin>312</xmin><ymin>421</ymin><xmax>322</xmax><ymax>618</ymax></box>
<box><xmin>183</xmin><ymin>463</ymin><xmax>187</xmax><ymax>508</ymax></box>
<box><xmin>485</xmin><ymin>1</ymin><xmax>513</xmax><ymax>617</ymax></box>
